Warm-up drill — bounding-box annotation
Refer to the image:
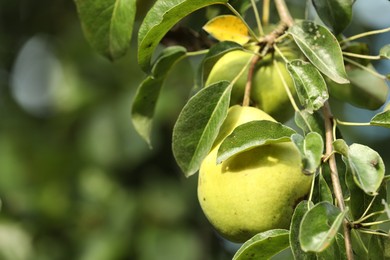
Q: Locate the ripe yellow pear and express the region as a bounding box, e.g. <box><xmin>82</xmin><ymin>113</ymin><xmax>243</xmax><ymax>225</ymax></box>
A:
<box><xmin>205</xmin><ymin>48</ymin><xmax>298</xmax><ymax>122</ymax></box>
<box><xmin>198</xmin><ymin>105</ymin><xmax>313</xmax><ymax>243</ymax></box>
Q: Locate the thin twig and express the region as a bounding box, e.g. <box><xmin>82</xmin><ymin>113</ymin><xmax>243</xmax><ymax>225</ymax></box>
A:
<box><xmin>263</xmin><ymin>0</ymin><xmax>271</xmax><ymax>27</ymax></box>
<box><xmin>242</xmin><ymin>55</ymin><xmax>260</xmax><ymax>106</ymax></box>
<box><xmin>323</xmin><ymin>102</ymin><xmax>354</xmax><ymax>260</ymax></box>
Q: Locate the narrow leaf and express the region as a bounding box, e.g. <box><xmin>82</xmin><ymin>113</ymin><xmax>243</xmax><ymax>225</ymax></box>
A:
<box><xmin>217</xmin><ymin>121</ymin><xmax>296</xmax><ymax>164</ymax></box>
<box><xmin>290</xmin><ymin>201</ymin><xmax>317</xmax><ymax>260</ymax></box>
<box><xmin>300</xmin><ymin>202</ymin><xmax>347</xmax><ymax>252</ymax></box>
<box><xmin>318</xmin><ymin>172</ymin><xmax>333</xmax><ymax>203</ymax></box>
<box><xmin>312</xmin><ymin>0</ymin><xmax>354</xmax><ymax>35</ymax></box>
<box><xmin>288</xmin><ymin>20</ymin><xmax>349</xmax><ymax>84</ymax></box>
<box><xmin>233</xmin><ymin>229</ymin><xmax>290</xmax><ymax>260</ymax></box>
<box><xmin>287</xmin><ymin>59</ymin><xmax>329</xmax><ymax>112</ymax></box>
<box><xmin>380</xmin><ymin>44</ymin><xmax>390</xmax><ymax>59</ymax></box>
<box><xmin>348</xmin><ymin>143</ymin><xmax>385</xmax><ymax>195</ymax></box>
<box><xmin>131</xmin><ymin>77</ymin><xmax>164</xmax><ymax>146</ymax></box>
<box><xmin>203</xmin><ymin>15</ymin><xmax>250</xmax><ymax>45</ymax></box>
<box><xmin>138</xmin><ymin>0</ymin><xmax>229</xmax><ymax>72</ymax></box>
<box><xmin>371</xmin><ymin>110</ymin><xmax>390</xmax><ymax>128</ymax></box>
<box><xmin>75</xmin><ymin>0</ymin><xmax>136</xmax><ymax>60</ymax></box>
<box><xmin>172</xmin><ymin>81</ymin><xmax>232</xmax><ymax>177</ymax></box>
<box><xmin>131</xmin><ymin>46</ymin><xmax>187</xmax><ymax>145</ymax></box>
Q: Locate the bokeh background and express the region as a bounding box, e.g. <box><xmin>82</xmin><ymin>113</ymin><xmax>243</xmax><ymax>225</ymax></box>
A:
<box><xmin>0</xmin><ymin>0</ymin><xmax>389</xmax><ymax>259</ymax></box>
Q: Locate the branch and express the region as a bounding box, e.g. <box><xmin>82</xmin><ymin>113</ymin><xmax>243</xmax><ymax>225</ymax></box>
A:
<box><xmin>323</xmin><ymin>102</ymin><xmax>354</xmax><ymax>260</ymax></box>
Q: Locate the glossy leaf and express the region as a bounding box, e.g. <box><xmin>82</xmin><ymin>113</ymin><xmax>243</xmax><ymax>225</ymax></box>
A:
<box><xmin>287</xmin><ymin>59</ymin><xmax>329</xmax><ymax>112</ymax></box>
<box><xmin>75</xmin><ymin>0</ymin><xmax>136</xmax><ymax>60</ymax></box>
<box><xmin>312</xmin><ymin>0</ymin><xmax>354</xmax><ymax>35</ymax></box>
<box><xmin>131</xmin><ymin>77</ymin><xmax>164</xmax><ymax>147</ymax></box>
<box><xmin>368</xmin><ymin>235</ymin><xmax>390</xmax><ymax>259</ymax></box>
<box><xmin>348</xmin><ymin>143</ymin><xmax>385</xmax><ymax>195</ymax></box>
<box><xmin>203</xmin><ymin>15</ymin><xmax>250</xmax><ymax>45</ymax></box>
<box><xmin>217</xmin><ymin>121</ymin><xmax>296</xmax><ymax>164</ymax></box>
<box><xmin>138</xmin><ymin>0</ymin><xmax>229</xmax><ymax>72</ymax></box>
<box><xmin>172</xmin><ymin>81</ymin><xmax>231</xmax><ymax>177</ymax></box>
<box><xmin>290</xmin><ymin>201</ymin><xmax>317</xmax><ymax>260</ymax></box>
<box><xmin>195</xmin><ymin>41</ymin><xmax>243</xmax><ymax>91</ymax></box>
<box><xmin>327</xmin><ymin>64</ymin><xmax>389</xmax><ymax>110</ymax></box>
<box><xmin>380</xmin><ymin>44</ymin><xmax>390</xmax><ymax>59</ymax></box>
<box><xmin>131</xmin><ymin>46</ymin><xmax>187</xmax><ymax>145</ymax></box>
<box><xmin>371</xmin><ymin>110</ymin><xmax>390</xmax><ymax>128</ymax></box>
<box><xmin>233</xmin><ymin>229</ymin><xmax>290</xmax><ymax>260</ymax></box>
<box><xmin>300</xmin><ymin>201</ymin><xmax>347</xmax><ymax>252</ymax></box>
<box><xmin>291</xmin><ymin>132</ymin><xmax>323</xmax><ymax>175</ymax></box>
<box><xmin>288</xmin><ymin>20</ymin><xmax>349</xmax><ymax>84</ymax></box>
<box><xmin>295</xmin><ymin>111</ymin><xmax>325</xmax><ymax>138</ymax></box>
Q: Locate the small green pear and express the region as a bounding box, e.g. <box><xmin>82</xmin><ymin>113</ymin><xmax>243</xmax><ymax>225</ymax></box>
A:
<box><xmin>198</xmin><ymin>105</ymin><xmax>312</xmax><ymax>243</ymax></box>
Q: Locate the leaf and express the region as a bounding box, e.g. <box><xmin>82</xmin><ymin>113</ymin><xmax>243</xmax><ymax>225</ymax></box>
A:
<box><xmin>151</xmin><ymin>46</ymin><xmax>187</xmax><ymax>79</ymax></box>
<box><xmin>203</xmin><ymin>15</ymin><xmax>250</xmax><ymax>45</ymax></box>
<box><xmin>172</xmin><ymin>81</ymin><xmax>232</xmax><ymax>177</ymax></box>
<box><xmin>131</xmin><ymin>46</ymin><xmax>187</xmax><ymax>146</ymax></box>
<box><xmin>333</xmin><ymin>139</ymin><xmax>349</xmax><ymax>157</ymax></box>
<box><xmin>195</xmin><ymin>41</ymin><xmax>243</xmax><ymax>92</ymax></box>
<box><xmin>75</xmin><ymin>0</ymin><xmax>136</xmax><ymax>60</ymax></box>
<box><xmin>327</xmin><ymin>64</ymin><xmax>389</xmax><ymax>110</ymax></box>
<box><xmin>300</xmin><ymin>201</ymin><xmax>347</xmax><ymax>252</ymax></box>
<box><xmin>217</xmin><ymin>121</ymin><xmax>296</xmax><ymax>164</ymax></box>
<box><xmin>368</xmin><ymin>235</ymin><xmax>390</xmax><ymax>259</ymax></box>
<box><xmin>348</xmin><ymin>143</ymin><xmax>385</xmax><ymax>195</ymax></box>
<box><xmin>287</xmin><ymin>59</ymin><xmax>329</xmax><ymax>112</ymax></box>
<box><xmin>371</xmin><ymin>110</ymin><xmax>390</xmax><ymax>128</ymax></box>
<box><xmin>380</xmin><ymin>44</ymin><xmax>390</xmax><ymax>59</ymax></box>
<box><xmin>290</xmin><ymin>201</ymin><xmax>317</xmax><ymax>260</ymax></box>
<box><xmin>318</xmin><ymin>172</ymin><xmax>334</xmax><ymax>203</ymax></box>
<box><xmin>288</xmin><ymin>20</ymin><xmax>349</xmax><ymax>84</ymax></box>
<box><xmin>295</xmin><ymin>110</ymin><xmax>325</xmax><ymax>138</ymax></box>
<box><xmin>291</xmin><ymin>132</ymin><xmax>323</xmax><ymax>175</ymax></box>
<box><xmin>138</xmin><ymin>0</ymin><xmax>229</xmax><ymax>72</ymax></box>
<box><xmin>233</xmin><ymin>229</ymin><xmax>290</xmax><ymax>260</ymax></box>
<box><xmin>131</xmin><ymin>77</ymin><xmax>164</xmax><ymax>147</ymax></box>
<box><xmin>312</xmin><ymin>0</ymin><xmax>354</xmax><ymax>35</ymax></box>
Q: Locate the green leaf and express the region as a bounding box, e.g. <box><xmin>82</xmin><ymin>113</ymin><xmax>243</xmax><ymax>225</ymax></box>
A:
<box><xmin>291</xmin><ymin>132</ymin><xmax>323</xmax><ymax>175</ymax></box>
<box><xmin>327</xmin><ymin>64</ymin><xmax>389</xmax><ymax>110</ymax></box>
<box><xmin>380</xmin><ymin>44</ymin><xmax>390</xmax><ymax>59</ymax></box>
<box><xmin>138</xmin><ymin>0</ymin><xmax>229</xmax><ymax>72</ymax></box>
<box><xmin>195</xmin><ymin>41</ymin><xmax>242</xmax><ymax>92</ymax></box>
<box><xmin>368</xmin><ymin>235</ymin><xmax>390</xmax><ymax>259</ymax></box>
<box><xmin>131</xmin><ymin>46</ymin><xmax>187</xmax><ymax>146</ymax></box>
<box><xmin>172</xmin><ymin>81</ymin><xmax>232</xmax><ymax>177</ymax></box>
<box><xmin>318</xmin><ymin>172</ymin><xmax>334</xmax><ymax>203</ymax></box>
<box><xmin>345</xmin><ymin>166</ymin><xmax>387</xmax><ymax>222</ymax></box>
<box><xmin>300</xmin><ymin>201</ymin><xmax>347</xmax><ymax>252</ymax></box>
<box><xmin>75</xmin><ymin>0</ymin><xmax>136</xmax><ymax>60</ymax></box>
<box><xmin>371</xmin><ymin>110</ymin><xmax>390</xmax><ymax>128</ymax></box>
<box><xmin>295</xmin><ymin>110</ymin><xmax>325</xmax><ymax>138</ymax></box>
<box><xmin>287</xmin><ymin>60</ymin><xmax>329</xmax><ymax>112</ymax></box>
<box><xmin>288</xmin><ymin>20</ymin><xmax>349</xmax><ymax>84</ymax></box>
<box><xmin>217</xmin><ymin>120</ymin><xmax>296</xmax><ymax>164</ymax></box>
<box><xmin>233</xmin><ymin>229</ymin><xmax>290</xmax><ymax>260</ymax></box>
<box><xmin>312</xmin><ymin>0</ymin><xmax>354</xmax><ymax>35</ymax></box>
<box><xmin>348</xmin><ymin>143</ymin><xmax>385</xmax><ymax>196</ymax></box>
<box><xmin>333</xmin><ymin>139</ymin><xmax>349</xmax><ymax>157</ymax></box>
<box><xmin>151</xmin><ymin>46</ymin><xmax>187</xmax><ymax>79</ymax></box>
<box><xmin>131</xmin><ymin>77</ymin><xmax>164</xmax><ymax>146</ymax></box>
<box><xmin>290</xmin><ymin>201</ymin><xmax>317</xmax><ymax>260</ymax></box>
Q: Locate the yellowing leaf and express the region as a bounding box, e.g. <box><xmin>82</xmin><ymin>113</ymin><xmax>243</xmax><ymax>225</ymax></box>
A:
<box><xmin>203</xmin><ymin>15</ymin><xmax>250</xmax><ymax>45</ymax></box>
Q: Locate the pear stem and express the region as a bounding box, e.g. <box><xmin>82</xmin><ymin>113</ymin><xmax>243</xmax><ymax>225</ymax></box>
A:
<box><xmin>323</xmin><ymin>102</ymin><xmax>354</xmax><ymax>260</ymax></box>
<box><xmin>242</xmin><ymin>54</ymin><xmax>260</xmax><ymax>107</ymax></box>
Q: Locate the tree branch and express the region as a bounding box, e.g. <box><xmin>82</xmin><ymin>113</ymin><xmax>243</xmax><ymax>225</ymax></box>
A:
<box><xmin>323</xmin><ymin>102</ymin><xmax>354</xmax><ymax>260</ymax></box>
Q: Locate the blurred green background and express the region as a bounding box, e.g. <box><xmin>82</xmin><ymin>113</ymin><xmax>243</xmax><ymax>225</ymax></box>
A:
<box><xmin>0</xmin><ymin>0</ymin><xmax>389</xmax><ymax>259</ymax></box>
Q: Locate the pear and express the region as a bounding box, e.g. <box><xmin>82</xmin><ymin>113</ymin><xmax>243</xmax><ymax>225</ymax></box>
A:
<box><xmin>198</xmin><ymin>105</ymin><xmax>313</xmax><ymax>243</ymax></box>
<box><xmin>205</xmin><ymin>48</ymin><xmax>298</xmax><ymax>122</ymax></box>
